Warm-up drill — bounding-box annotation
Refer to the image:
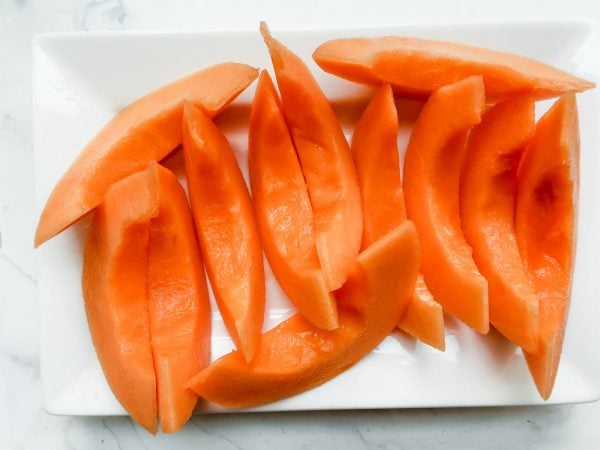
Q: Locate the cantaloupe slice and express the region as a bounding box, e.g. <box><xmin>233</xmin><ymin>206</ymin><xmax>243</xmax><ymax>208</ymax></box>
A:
<box><xmin>183</xmin><ymin>102</ymin><xmax>265</xmax><ymax>363</ymax></box>
<box><xmin>260</xmin><ymin>22</ymin><xmax>363</xmax><ymax>291</ymax></box>
<box><xmin>187</xmin><ymin>221</ymin><xmax>420</xmax><ymax>408</ymax></box>
<box><xmin>83</xmin><ymin>162</ymin><xmax>210</xmax><ymax>433</ymax></box>
<box><xmin>400</xmin><ymin>276</ymin><xmax>446</xmax><ymax>351</ymax></box>
<box><xmin>515</xmin><ymin>93</ymin><xmax>578</xmax><ymax>399</ymax></box>
<box><xmin>351</xmin><ymin>83</ymin><xmax>444</xmax><ymax>351</ymax></box>
<box><xmin>147</xmin><ymin>166</ymin><xmax>212</xmax><ymax>433</ymax></box>
<box><xmin>249</xmin><ymin>71</ymin><xmax>338</xmax><ymax>330</ymax></box>
<box><xmin>313</xmin><ymin>36</ymin><xmax>594</xmax><ymax>102</ymax></box>
<box><xmin>403</xmin><ymin>76</ymin><xmax>489</xmax><ymax>333</ymax></box>
<box><xmin>352</xmin><ymin>83</ymin><xmax>404</xmax><ymax>246</ymax></box>
<box><xmin>460</xmin><ymin>96</ymin><xmax>539</xmax><ymax>352</ymax></box>
<box><xmin>35</xmin><ymin>63</ymin><xmax>258</xmax><ymax>247</ymax></box>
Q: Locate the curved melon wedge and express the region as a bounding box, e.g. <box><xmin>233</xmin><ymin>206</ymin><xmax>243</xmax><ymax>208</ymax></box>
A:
<box><xmin>36</xmin><ymin>62</ymin><xmax>258</xmax><ymax>247</ymax></box>
<box><xmin>183</xmin><ymin>102</ymin><xmax>265</xmax><ymax>363</ymax></box>
<box><xmin>313</xmin><ymin>36</ymin><xmax>594</xmax><ymax>102</ymax></box>
<box><xmin>249</xmin><ymin>71</ymin><xmax>338</xmax><ymax>330</ymax></box>
<box><xmin>147</xmin><ymin>165</ymin><xmax>212</xmax><ymax>432</ymax></box>
<box><xmin>83</xmin><ymin>166</ymin><xmax>158</xmax><ymax>433</ymax></box>
<box><xmin>187</xmin><ymin>222</ymin><xmax>420</xmax><ymax>408</ymax></box>
<box><xmin>351</xmin><ymin>83</ymin><xmax>444</xmax><ymax>350</ymax></box>
<box><xmin>460</xmin><ymin>96</ymin><xmax>539</xmax><ymax>352</ymax></box>
<box><xmin>516</xmin><ymin>93</ymin><xmax>579</xmax><ymax>399</ymax></box>
<box><xmin>403</xmin><ymin>76</ymin><xmax>489</xmax><ymax>333</ymax></box>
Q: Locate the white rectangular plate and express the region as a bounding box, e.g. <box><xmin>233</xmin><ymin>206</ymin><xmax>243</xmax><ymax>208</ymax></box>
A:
<box><xmin>34</xmin><ymin>22</ymin><xmax>600</xmax><ymax>416</ymax></box>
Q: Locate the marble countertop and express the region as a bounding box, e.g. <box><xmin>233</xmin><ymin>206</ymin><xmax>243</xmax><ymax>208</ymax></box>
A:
<box><xmin>1</xmin><ymin>1</ymin><xmax>599</xmax><ymax>448</ymax></box>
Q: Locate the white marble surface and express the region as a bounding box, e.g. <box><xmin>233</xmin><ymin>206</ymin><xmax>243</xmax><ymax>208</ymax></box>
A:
<box><xmin>1</xmin><ymin>0</ymin><xmax>599</xmax><ymax>448</ymax></box>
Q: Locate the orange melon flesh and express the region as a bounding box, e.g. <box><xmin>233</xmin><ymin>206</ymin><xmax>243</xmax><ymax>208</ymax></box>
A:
<box><xmin>82</xmin><ymin>162</ymin><xmax>211</xmax><ymax>434</ymax></box>
<box><xmin>147</xmin><ymin>165</ymin><xmax>212</xmax><ymax>433</ymax></box>
<box><xmin>83</xmin><ymin>167</ymin><xmax>158</xmax><ymax>433</ymax></box>
<box><xmin>351</xmin><ymin>83</ymin><xmax>405</xmax><ymax>246</ymax></box>
<box><xmin>351</xmin><ymin>83</ymin><xmax>444</xmax><ymax>351</ymax></box>
<box><xmin>187</xmin><ymin>221</ymin><xmax>420</xmax><ymax>408</ymax></box>
<box><xmin>515</xmin><ymin>94</ymin><xmax>578</xmax><ymax>399</ymax></box>
<box><xmin>35</xmin><ymin>63</ymin><xmax>259</xmax><ymax>247</ymax></box>
<box><xmin>460</xmin><ymin>96</ymin><xmax>539</xmax><ymax>352</ymax></box>
<box><xmin>248</xmin><ymin>71</ymin><xmax>338</xmax><ymax>330</ymax></box>
<box><xmin>400</xmin><ymin>275</ymin><xmax>446</xmax><ymax>351</ymax></box>
<box><xmin>312</xmin><ymin>37</ymin><xmax>595</xmax><ymax>102</ymax></box>
<box><xmin>403</xmin><ymin>76</ymin><xmax>489</xmax><ymax>333</ymax></box>
<box><xmin>183</xmin><ymin>102</ymin><xmax>265</xmax><ymax>363</ymax></box>
<box><xmin>260</xmin><ymin>22</ymin><xmax>363</xmax><ymax>291</ymax></box>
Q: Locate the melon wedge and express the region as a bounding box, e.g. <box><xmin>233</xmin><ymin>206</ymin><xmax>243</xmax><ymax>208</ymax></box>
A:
<box><xmin>351</xmin><ymin>83</ymin><xmax>405</xmax><ymax>246</ymax></box>
<box><xmin>249</xmin><ymin>71</ymin><xmax>338</xmax><ymax>330</ymax></box>
<box><xmin>313</xmin><ymin>36</ymin><xmax>594</xmax><ymax>102</ymax></box>
<box><xmin>351</xmin><ymin>83</ymin><xmax>444</xmax><ymax>350</ymax></box>
<box><xmin>183</xmin><ymin>102</ymin><xmax>265</xmax><ymax>363</ymax></box>
<box><xmin>460</xmin><ymin>95</ymin><xmax>539</xmax><ymax>352</ymax></box>
<box><xmin>400</xmin><ymin>276</ymin><xmax>446</xmax><ymax>351</ymax></box>
<box><xmin>83</xmin><ymin>162</ymin><xmax>210</xmax><ymax>433</ymax></box>
<box><xmin>187</xmin><ymin>221</ymin><xmax>419</xmax><ymax>408</ymax></box>
<box><xmin>36</xmin><ymin>63</ymin><xmax>258</xmax><ymax>247</ymax></box>
<box><xmin>147</xmin><ymin>166</ymin><xmax>212</xmax><ymax>433</ymax></box>
<box><xmin>403</xmin><ymin>76</ymin><xmax>489</xmax><ymax>333</ymax></box>
<box><xmin>260</xmin><ymin>22</ymin><xmax>363</xmax><ymax>291</ymax></box>
<box><xmin>515</xmin><ymin>93</ymin><xmax>578</xmax><ymax>399</ymax></box>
